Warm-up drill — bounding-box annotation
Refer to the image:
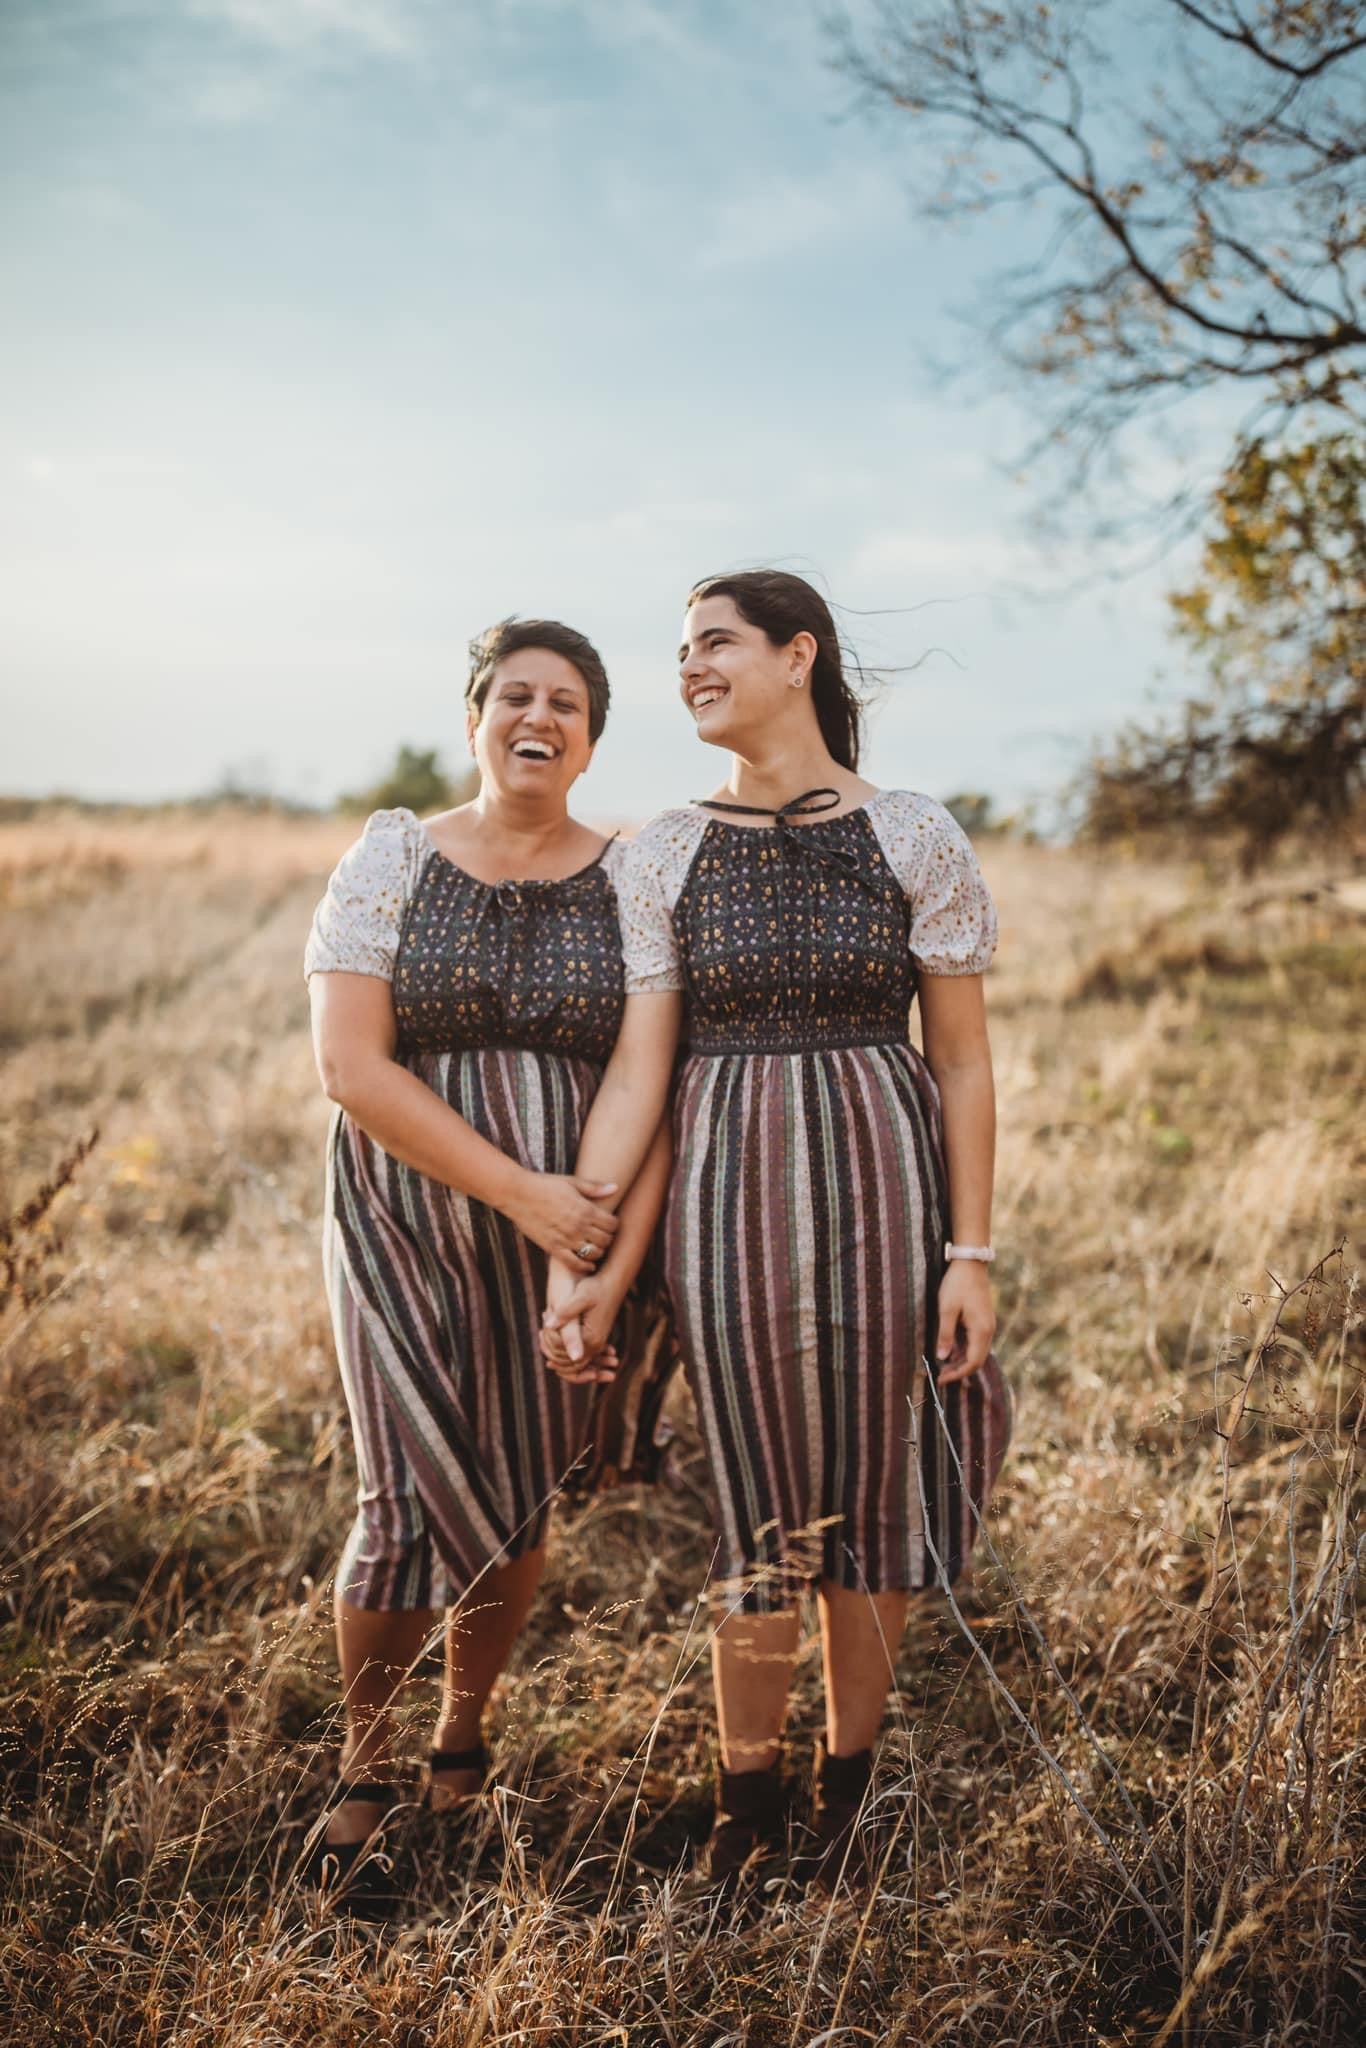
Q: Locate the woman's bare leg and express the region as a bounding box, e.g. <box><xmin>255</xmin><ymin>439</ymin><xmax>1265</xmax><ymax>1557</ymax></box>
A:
<box><xmin>818</xmin><ymin>1582</ymin><xmax>908</xmax><ymax>1755</ymax></box>
<box><xmin>329</xmin><ymin>1598</ymin><xmax>436</xmax><ymax>1845</ymax></box>
<box><xmin>430</xmin><ymin>1545</ymin><xmax>546</xmax><ymax>1807</ymax></box>
<box><xmin>710</xmin><ymin>1605</ymin><xmax>801</xmax><ymax>1771</ymax></box>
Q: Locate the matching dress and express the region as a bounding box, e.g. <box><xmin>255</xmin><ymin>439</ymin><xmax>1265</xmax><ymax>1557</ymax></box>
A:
<box><xmin>304</xmin><ymin>807</ymin><xmax>673</xmax><ymax>1611</ymax></box>
<box><xmin>306</xmin><ymin>791</ymin><xmax>1010</xmax><ymax>1621</ymax></box>
<box><xmin>616</xmin><ymin>791</ymin><xmax>1011</xmax><ymax>1613</ymax></box>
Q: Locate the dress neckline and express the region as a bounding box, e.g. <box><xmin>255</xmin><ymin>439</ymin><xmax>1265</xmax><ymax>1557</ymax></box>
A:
<box><xmin>416</xmin><ymin>821</ymin><xmax>617</xmax><ymax>888</ymax></box>
<box><xmin>691</xmin><ymin>787</ymin><xmax>883</xmax><ymax>832</ymax></box>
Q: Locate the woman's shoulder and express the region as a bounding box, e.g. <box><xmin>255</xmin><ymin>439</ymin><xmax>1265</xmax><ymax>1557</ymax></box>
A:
<box><xmin>347</xmin><ymin>804</ymin><xmax>427</xmax><ymax>852</ymax></box>
<box><xmin>610</xmin><ymin>810</ymin><xmax>710</xmax><ymax>926</ymax></box>
<box><xmin>331</xmin><ymin>806</ymin><xmax>432</xmax><ymax>891</ymax></box>
<box><xmin>867</xmin><ymin>787</ymin><xmax>974</xmax><ymax>848</ymax></box>
<box><xmin>305</xmin><ymin>810</ymin><xmax>429</xmax><ymax>981</ymax></box>
<box><xmin>597</xmin><ymin>832</ymin><xmax>632</xmax><ymax>879</ymax></box>
<box><xmin>865</xmin><ymin>789</ymin><xmax>986</xmax><ymax>891</ymax></box>
<box><xmin>866</xmin><ymin>786</ymin><xmax>956</xmax><ymax>827</ymax></box>
<box><xmin>625</xmin><ymin>805</ymin><xmax>710</xmax><ymax>857</ymax></box>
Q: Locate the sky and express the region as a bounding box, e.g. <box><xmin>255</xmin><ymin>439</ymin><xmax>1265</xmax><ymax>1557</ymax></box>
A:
<box><xmin>1</xmin><ymin>0</ymin><xmax>1212</xmax><ymax>822</ymax></box>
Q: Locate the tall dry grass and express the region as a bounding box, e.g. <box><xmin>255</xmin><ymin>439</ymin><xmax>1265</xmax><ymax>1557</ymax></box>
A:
<box><xmin>1</xmin><ymin>814</ymin><xmax>1362</xmax><ymax>2045</ymax></box>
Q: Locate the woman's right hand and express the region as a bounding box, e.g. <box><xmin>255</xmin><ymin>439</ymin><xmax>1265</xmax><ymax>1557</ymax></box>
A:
<box><xmin>501</xmin><ymin>1170</ymin><xmax>620</xmax><ymax>1273</ymax></box>
<box><xmin>540</xmin><ymin>1261</ymin><xmax>621</xmax><ymax>1383</ymax></box>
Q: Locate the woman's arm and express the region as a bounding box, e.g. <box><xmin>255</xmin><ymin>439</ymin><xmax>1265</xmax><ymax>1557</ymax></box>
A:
<box><xmin>538</xmin><ymin>988</ymin><xmax>681</xmax><ymax>1370</ymax></box>
<box><xmin>542</xmin><ymin>1115</ymin><xmax>673</xmax><ymax>1375</ymax></box>
<box><xmin>569</xmin><ymin>989</ymin><xmax>682</xmax><ymax>1196</ymax></box>
<box><xmin>918</xmin><ymin>972</ymin><xmax>997</xmax><ymax>1382</ymax></box>
<box><xmin>310</xmin><ymin>971</ymin><xmax>620</xmax><ymax>1273</ymax></box>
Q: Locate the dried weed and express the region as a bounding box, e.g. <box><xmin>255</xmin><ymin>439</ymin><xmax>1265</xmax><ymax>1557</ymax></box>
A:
<box><xmin>1</xmin><ymin>815</ymin><xmax>1362</xmax><ymax>2046</ymax></box>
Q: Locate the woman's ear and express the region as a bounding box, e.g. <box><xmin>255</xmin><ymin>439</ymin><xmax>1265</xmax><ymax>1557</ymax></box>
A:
<box><xmin>465</xmin><ymin>711</ymin><xmax>479</xmax><ymax>756</ymax></box>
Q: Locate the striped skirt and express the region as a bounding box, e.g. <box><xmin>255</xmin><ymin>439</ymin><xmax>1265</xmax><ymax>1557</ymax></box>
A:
<box><xmin>324</xmin><ymin>1047</ymin><xmax>638</xmax><ymax>1611</ymax></box>
<box><xmin>665</xmin><ymin>1039</ymin><xmax>1011</xmax><ymax>1615</ymax></box>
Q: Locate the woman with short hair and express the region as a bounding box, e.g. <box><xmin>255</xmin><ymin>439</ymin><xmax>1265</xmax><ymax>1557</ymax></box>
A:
<box><xmin>304</xmin><ymin>616</ymin><xmax>672</xmax><ymax>1902</ymax></box>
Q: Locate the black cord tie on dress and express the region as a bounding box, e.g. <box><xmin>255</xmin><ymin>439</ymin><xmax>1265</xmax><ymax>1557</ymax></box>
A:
<box><xmin>694</xmin><ymin>787</ymin><xmax>878</xmax><ymax>890</ymax></box>
<box><xmin>694</xmin><ymin>788</ymin><xmax>892</xmax><ymax>1026</ymax></box>
<box><xmin>697</xmin><ymin>786</ymin><xmax>842</xmax><ymax>820</ymax></box>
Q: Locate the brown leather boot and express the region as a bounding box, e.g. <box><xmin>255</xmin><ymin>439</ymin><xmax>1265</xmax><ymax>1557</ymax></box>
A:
<box><xmin>700</xmin><ymin>1762</ymin><xmax>785</xmax><ymax>1896</ymax></box>
<box><xmin>801</xmin><ymin>1743</ymin><xmax>874</xmax><ymax>1891</ymax></box>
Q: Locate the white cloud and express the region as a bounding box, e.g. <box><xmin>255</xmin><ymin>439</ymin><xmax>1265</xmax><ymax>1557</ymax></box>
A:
<box><xmin>186</xmin><ymin>0</ymin><xmax>421</xmax><ymax>58</ymax></box>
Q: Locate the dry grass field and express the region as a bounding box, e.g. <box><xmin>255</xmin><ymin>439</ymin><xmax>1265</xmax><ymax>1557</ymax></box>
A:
<box><xmin>1</xmin><ymin>808</ymin><xmax>1362</xmax><ymax>2046</ymax></box>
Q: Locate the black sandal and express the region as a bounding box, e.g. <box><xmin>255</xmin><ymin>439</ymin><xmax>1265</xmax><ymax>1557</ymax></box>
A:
<box><xmin>426</xmin><ymin>1742</ymin><xmax>491</xmax><ymax>1810</ymax></box>
<box><xmin>306</xmin><ymin>1779</ymin><xmax>399</xmax><ymax>1912</ymax></box>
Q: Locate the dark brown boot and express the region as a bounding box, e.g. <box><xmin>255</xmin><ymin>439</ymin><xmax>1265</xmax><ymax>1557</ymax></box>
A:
<box><xmin>699</xmin><ymin>1763</ymin><xmax>784</xmax><ymax>1896</ymax></box>
<box><xmin>801</xmin><ymin>1743</ymin><xmax>874</xmax><ymax>1891</ymax></box>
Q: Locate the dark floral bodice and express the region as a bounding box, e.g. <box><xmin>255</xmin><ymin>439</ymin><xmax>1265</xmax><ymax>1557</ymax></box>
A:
<box><xmin>675</xmin><ymin>810</ymin><xmax>915</xmax><ymax>1055</ymax></box>
<box><xmin>391</xmin><ymin>846</ymin><xmax>626</xmax><ymax>1062</ymax></box>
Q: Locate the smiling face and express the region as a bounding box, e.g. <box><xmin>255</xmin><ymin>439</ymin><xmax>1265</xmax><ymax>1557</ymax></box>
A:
<box><xmin>678</xmin><ymin>593</ymin><xmax>814</xmax><ymax>753</ymax></box>
<box><xmin>468</xmin><ymin>647</ymin><xmax>595</xmax><ymax>800</ymax></box>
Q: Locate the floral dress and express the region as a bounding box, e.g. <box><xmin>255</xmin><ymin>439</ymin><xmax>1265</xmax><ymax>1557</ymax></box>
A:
<box><xmin>616</xmin><ymin>789</ymin><xmax>1011</xmax><ymax>1612</ymax></box>
<box><xmin>305</xmin><ymin>807</ymin><xmax>674</xmax><ymax>1610</ymax></box>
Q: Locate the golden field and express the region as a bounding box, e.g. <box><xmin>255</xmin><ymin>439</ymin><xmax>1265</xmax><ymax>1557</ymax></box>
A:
<box><xmin>1</xmin><ymin>809</ymin><xmax>1362</xmax><ymax>2046</ymax></box>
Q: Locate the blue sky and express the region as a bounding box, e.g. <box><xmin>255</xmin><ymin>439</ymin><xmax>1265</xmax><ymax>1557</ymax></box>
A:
<box><xmin>2</xmin><ymin>0</ymin><xmax>1209</xmax><ymax>820</ymax></box>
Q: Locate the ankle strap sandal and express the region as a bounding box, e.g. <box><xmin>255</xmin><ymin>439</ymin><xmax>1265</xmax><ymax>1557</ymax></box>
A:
<box><xmin>306</xmin><ymin>1779</ymin><xmax>399</xmax><ymax>1912</ymax></box>
<box><xmin>427</xmin><ymin>1743</ymin><xmax>491</xmax><ymax>1776</ymax></box>
<box><xmin>426</xmin><ymin>1742</ymin><xmax>492</xmax><ymax>1819</ymax></box>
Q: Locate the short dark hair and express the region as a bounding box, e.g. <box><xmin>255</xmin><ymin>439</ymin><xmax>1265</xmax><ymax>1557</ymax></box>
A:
<box><xmin>686</xmin><ymin>569</ymin><xmax>866</xmax><ymax>771</ymax></box>
<box><xmin>466</xmin><ymin>617</ymin><xmax>611</xmax><ymax>743</ymax></box>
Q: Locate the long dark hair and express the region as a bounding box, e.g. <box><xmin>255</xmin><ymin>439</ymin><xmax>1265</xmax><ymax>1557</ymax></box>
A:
<box><xmin>686</xmin><ymin>569</ymin><xmax>865</xmax><ymax>772</ymax></box>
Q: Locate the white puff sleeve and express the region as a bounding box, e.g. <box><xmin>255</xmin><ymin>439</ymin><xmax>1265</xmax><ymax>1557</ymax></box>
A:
<box><xmin>614</xmin><ymin>812</ymin><xmax>695</xmax><ymax>995</ymax></box>
<box><xmin>303</xmin><ymin>808</ymin><xmax>428</xmax><ymax>981</ymax></box>
<box><xmin>870</xmin><ymin>791</ymin><xmax>998</xmax><ymax>976</ymax></box>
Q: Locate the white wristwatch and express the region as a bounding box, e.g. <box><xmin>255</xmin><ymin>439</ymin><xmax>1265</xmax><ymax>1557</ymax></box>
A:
<box><xmin>945</xmin><ymin>1242</ymin><xmax>995</xmax><ymax>1263</ymax></box>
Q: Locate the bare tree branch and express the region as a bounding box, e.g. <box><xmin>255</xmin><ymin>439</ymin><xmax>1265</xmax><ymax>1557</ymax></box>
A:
<box><xmin>834</xmin><ymin>0</ymin><xmax>1366</xmax><ymax>516</ymax></box>
<box><xmin>1169</xmin><ymin>0</ymin><xmax>1366</xmax><ymax>81</ymax></box>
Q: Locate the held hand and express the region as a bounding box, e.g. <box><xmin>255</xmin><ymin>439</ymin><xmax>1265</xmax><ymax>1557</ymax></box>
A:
<box><xmin>935</xmin><ymin>1258</ymin><xmax>996</xmax><ymax>1383</ymax></box>
<box><xmin>503</xmin><ymin>1171</ymin><xmax>620</xmax><ymax>1274</ymax></box>
<box><xmin>541</xmin><ymin>1262</ymin><xmax>624</xmax><ymax>1383</ymax></box>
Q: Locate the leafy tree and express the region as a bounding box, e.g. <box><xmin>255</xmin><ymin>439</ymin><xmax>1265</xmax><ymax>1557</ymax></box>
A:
<box><xmin>837</xmin><ymin>0</ymin><xmax>1365</xmax><ymax>509</ymax></box>
<box><xmin>840</xmin><ymin>2</ymin><xmax>1364</xmax><ymax>853</ymax></box>
<box><xmin>342</xmin><ymin>745</ymin><xmax>477</xmax><ymax>817</ymax></box>
<box><xmin>1080</xmin><ymin>429</ymin><xmax>1365</xmax><ymax>853</ymax></box>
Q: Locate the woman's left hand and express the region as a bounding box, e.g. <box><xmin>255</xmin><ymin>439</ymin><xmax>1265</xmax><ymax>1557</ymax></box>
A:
<box><xmin>935</xmin><ymin>1258</ymin><xmax>996</xmax><ymax>1383</ymax></box>
<box><xmin>541</xmin><ymin>1261</ymin><xmax>623</xmax><ymax>1384</ymax></box>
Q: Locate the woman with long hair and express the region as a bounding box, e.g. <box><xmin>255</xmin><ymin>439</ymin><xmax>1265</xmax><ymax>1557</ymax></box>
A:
<box><xmin>304</xmin><ymin>617</ymin><xmax>672</xmax><ymax>1904</ymax></box>
<box><xmin>543</xmin><ymin>569</ymin><xmax>1008</xmax><ymax>1891</ymax></box>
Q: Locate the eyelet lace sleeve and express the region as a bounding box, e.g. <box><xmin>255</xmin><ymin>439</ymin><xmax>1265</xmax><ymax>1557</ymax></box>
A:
<box><xmin>303</xmin><ymin>807</ymin><xmax>430</xmax><ymax>981</ymax></box>
<box><xmin>614</xmin><ymin>808</ymin><xmax>708</xmax><ymax>995</ymax></box>
<box><xmin>868</xmin><ymin>790</ymin><xmax>998</xmax><ymax>975</ymax></box>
